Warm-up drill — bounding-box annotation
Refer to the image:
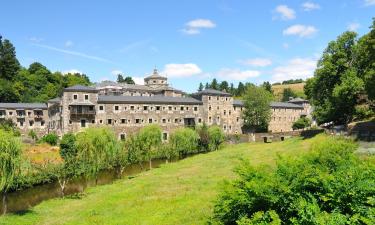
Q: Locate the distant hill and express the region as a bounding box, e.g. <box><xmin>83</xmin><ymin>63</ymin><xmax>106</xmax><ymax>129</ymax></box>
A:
<box><xmin>272</xmin><ymin>83</ymin><xmax>306</xmax><ymax>101</ymax></box>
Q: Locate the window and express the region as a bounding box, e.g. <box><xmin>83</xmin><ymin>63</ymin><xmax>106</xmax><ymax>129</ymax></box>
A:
<box><xmin>217</xmin><ymin>106</ymin><xmax>219</xmax><ymax>110</ymax></box>
<box><xmin>143</xmin><ymin>106</ymin><xmax>148</xmax><ymax>110</ymax></box>
<box><xmin>168</xmin><ymin>106</ymin><xmax>172</xmax><ymax>111</ymax></box>
<box><xmin>99</xmin><ymin>106</ymin><xmax>104</xmax><ymax>111</ymax></box>
<box><xmin>229</xmin><ymin>110</ymin><xmax>231</xmax><ymax>115</ymax></box>
<box><xmin>224</xmin><ymin>110</ymin><xmax>226</xmax><ymax>115</ymax></box>
<box><xmin>135</xmin><ymin>119</ymin><xmax>141</xmax><ymax>124</ymax></box>
<box><xmin>162</xmin><ymin>118</ymin><xmax>166</xmax><ymax>123</ymax></box>
<box><xmin>9</xmin><ymin>111</ymin><xmax>13</xmax><ymax>116</ymax></box>
<box><xmin>120</xmin><ymin>134</ymin><xmax>126</xmax><ymax>140</ymax></box>
<box><xmin>224</xmin><ymin>125</ymin><xmax>227</xmax><ymax>130</ymax></box>
<box><xmin>198</xmin><ymin>118</ymin><xmax>202</xmax><ymax>123</ymax></box>
<box><xmin>186</xmin><ymin>107</ymin><xmax>189</xmax><ymax>111</ymax></box>
<box><xmin>175</xmin><ymin>118</ymin><xmax>179</xmax><ymax>123</ymax></box>
<box><xmin>28</xmin><ymin>111</ymin><xmax>31</xmax><ymax>116</ymax></box>
<box><xmin>85</xmin><ymin>94</ymin><xmax>89</xmax><ymax>100</ymax></box>
<box><xmin>209</xmin><ymin>106</ymin><xmax>211</xmax><ymax>111</ymax></box>
<box><xmin>92</xmin><ymin>120</ymin><xmax>95</xmax><ymax>124</ymax></box>
<box><xmin>29</xmin><ymin>120</ymin><xmax>34</xmax><ymax>126</ymax></box>
<box><xmin>130</xmin><ymin>106</ymin><xmax>135</xmax><ymax>110</ymax></box>
<box><xmin>237</xmin><ymin>117</ymin><xmax>239</xmax><ymax>122</ymax></box>
<box><xmin>163</xmin><ymin>106</ymin><xmax>166</xmax><ymax>110</ymax></box>
<box><xmin>69</xmin><ymin>120</ymin><xmax>72</xmax><ymax>124</ymax></box>
<box><xmin>149</xmin><ymin>118</ymin><xmax>153</xmax><ymax>123</ymax></box>
<box><xmin>107</xmin><ymin>119</ymin><xmax>112</xmax><ymax>124</ymax></box>
<box><xmin>217</xmin><ymin>97</ymin><xmax>219</xmax><ymax>100</ymax></box>
<box><xmin>73</xmin><ymin>94</ymin><xmax>78</xmax><ymax>100</ymax></box>
<box><xmin>115</xmin><ymin>106</ymin><xmax>119</xmax><ymax>111</ymax></box>
<box><xmin>209</xmin><ymin>116</ymin><xmax>212</xmax><ymax>123</ymax></box>
<box><xmin>225</xmin><ymin>97</ymin><xmax>228</xmax><ymax>101</ymax></box>
<box><xmin>194</xmin><ymin>107</ymin><xmax>198</xmax><ymax>111</ymax></box>
<box><xmin>156</xmin><ymin>106</ymin><xmax>161</xmax><ymax>111</ymax></box>
<box><xmin>99</xmin><ymin>120</ymin><xmax>103</xmax><ymax>124</ymax></box>
<box><xmin>121</xmin><ymin>119</ymin><xmax>126</xmax><ymax>124</ymax></box>
<box><xmin>208</xmin><ymin>96</ymin><xmax>211</xmax><ymax>100</ymax></box>
<box><xmin>180</xmin><ymin>106</ymin><xmax>184</xmax><ymax>111</ymax></box>
<box><xmin>163</xmin><ymin>132</ymin><xmax>168</xmax><ymax>141</ymax></box>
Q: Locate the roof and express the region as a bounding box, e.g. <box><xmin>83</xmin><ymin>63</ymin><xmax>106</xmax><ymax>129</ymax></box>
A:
<box><xmin>144</xmin><ymin>69</ymin><xmax>167</xmax><ymax>81</ymax></box>
<box><xmin>233</xmin><ymin>100</ymin><xmax>244</xmax><ymax>106</ymax></box>
<box><xmin>64</xmin><ymin>85</ymin><xmax>98</xmax><ymax>93</ymax></box>
<box><xmin>0</xmin><ymin>103</ymin><xmax>47</xmax><ymax>110</ymax></box>
<box><xmin>98</xmin><ymin>95</ymin><xmax>202</xmax><ymax>105</ymax></box>
<box><xmin>270</xmin><ymin>102</ymin><xmax>304</xmax><ymax>109</ymax></box>
<box><xmin>47</xmin><ymin>97</ymin><xmax>61</xmax><ymax>103</ymax></box>
<box><xmin>193</xmin><ymin>88</ymin><xmax>232</xmax><ymax>97</ymax></box>
<box><xmin>69</xmin><ymin>102</ymin><xmax>95</xmax><ymax>106</ymax></box>
<box><xmin>288</xmin><ymin>97</ymin><xmax>308</xmax><ymax>103</ymax></box>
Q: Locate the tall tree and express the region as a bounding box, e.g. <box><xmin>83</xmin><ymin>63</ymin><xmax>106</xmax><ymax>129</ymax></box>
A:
<box><xmin>198</xmin><ymin>82</ymin><xmax>204</xmax><ymax>91</ymax></box>
<box><xmin>211</xmin><ymin>78</ymin><xmax>218</xmax><ymax>90</ymax></box>
<box><xmin>219</xmin><ymin>81</ymin><xmax>229</xmax><ymax>91</ymax></box>
<box><xmin>261</xmin><ymin>81</ymin><xmax>273</xmax><ymax>94</ymax></box>
<box><xmin>205</xmin><ymin>82</ymin><xmax>209</xmax><ymax>89</ymax></box>
<box><xmin>242</xmin><ymin>85</ymin><xmax>272</xmax><ymax>132</ymax></box>
<box><xmin>229</xmin><ymin>83</ymin><xmax>235</xmax><ymax>95</ymax></box>
<box><xmin>117</xmin><ymin>74</ymin><xmax>125</xmax><ymax>83</ymax></box>
<box><xmin>305</xmin><ymin>31</ymin><xmax>361</xmax><ymax>124</ymax></box>
<box><xmin>0</xmin><ymin>37</ymin><xmax>20</xmax><ymax>80</ymax></box>
<box><xmin>237</xmin><ymin>82</ymin><xmax>245</xmax><ymax>96</ymax></box>
<box><xmin>124</xmin><ymin>76</ymin><xmax>135</xmax><ymax>84</ymax></box>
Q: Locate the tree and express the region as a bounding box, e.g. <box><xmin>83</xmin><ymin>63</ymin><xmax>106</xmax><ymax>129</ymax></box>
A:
<box><xmin>58</xmin><ymin>133</ymin><xmax>78</xmax><ymax>196</ymax></box>
<box><xmin>242</xmin><ymin>85</ymin><xmax>273</xmax><ymax>132</ymax></box>
<box><xmin>219</xmin><ymin>81</ymin><xmax>229</xmax><ymax>92</ymax></box>
<box><xmin>137</xmin><ymin>125</ymin><xmax>162</xmax><ymax>169</ymax></box>
<box><xmin>0</xmin><ymin>130</ymin><xmax>22</xmax><ymax>214</ymax></box>
<box><xmin>117</xmin><ymin>74</ymin><xmax>125</xmax><ymax>83</ymax></box>
<box><xmin>211</xmin><ymin>78</ymin><xmax>219</xmax><ymax>90</ymax></box>
<box><xmin>281</xmin><ymin>88</ymin><xmax>297</xmax><ymax>102</ymax></box>
<box><xmin>0</xmin><ymin>37</ymin><xmax>20</xmax><ymax>80</ymax></box>
<box><xmin>198</xmin><ymin>82</ymin><xmax>204</xmax><ymax>91</ymax></box>
<box><xmin>305</xmin><ymin>31</ymin><xmax>361</xmax><ymax>125</ymax></box>
<box><xmin>169</xmin><ymin>128</ymin><xmax>199</xmax><ymax>158</ymax></box>
<box><xmin>197</xmin><ymin>123</ymin><xmax>210</xmax><ymax>152</ymax></box>
<box><xmin>207</xmin><ymin>126</ymin><xmax>225</xmax><ymax>151</ymax></box>
<box><xmin>262</xmin><ymin>81</ymin><xmax>273</xmax><ymax>94</ymax></box>
<box><xmin>292</xmin><ymin>117</ymin><xmax>312</xmax><ymax>130</ymax></box>
<box><xmin>124</xmin><ymin>76</ymin><xmax>135</xmax><ymax>84</ymax></box>
<box><xmin>205</xmin><ymin>82</ymin><xmax>209</xmax><ymax>89</ymax></box>
<box><xmin>237</xmin><ymin>82</ymin><xmax>245</xmax><ymax>96</ymax></box>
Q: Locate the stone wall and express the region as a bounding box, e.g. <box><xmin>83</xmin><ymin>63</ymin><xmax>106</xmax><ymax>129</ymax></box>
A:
<box><xmin>268</xmin><ymin>108</ymin><xmax>304</xmax><ymax>132</ymax></box>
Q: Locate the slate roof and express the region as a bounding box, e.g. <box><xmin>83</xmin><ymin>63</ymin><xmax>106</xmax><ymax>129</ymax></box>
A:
<box><xmin>64</xmin><ymin>85</ymin><xmax>98</xmax><ymax>92</ymax></box>
<box><xmin>144</xmin><ymin>69</ymin><xmax>167</xmax><ymax>81</ymax></box>
<box><xmin>270</xmin><ymin>101</ymin><xmax>304</xmax><ymax>109</ymax></box>
<box><xmin>0</xmin><ymin>103</ymin><xmax>47</xmax><ymax>110</ymax></box>
<box><xmin>193</xmin><ymin>88</ymin><xmax>232</xmax><ymax>97</ymax></box>
<box><xmin>47</xmin><ymin>97</ymin><xmax>61</xmax><ymax>103</ymax></box>
<box><xmin>288</xmin><ymin>97</ymin><xmax>308</xmax><ymax>103</ymax></box>
<box><xmin>98</xmin><ymin>95</ymin><xmax>202</xmax><ymax>105</ymax></box>
<box><xmin>233</xmin><ymin>99</ymin><xmax>244</xmax><ymax>106</ymax></box>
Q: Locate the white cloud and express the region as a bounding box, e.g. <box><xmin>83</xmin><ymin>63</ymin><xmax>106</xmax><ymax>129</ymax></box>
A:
<box><xmin>283</xmin><ymin>24</ymin><xmax>318</xmax><ymax>38</ymax></box>
<box><xmin>302</xmin><ymin>2</ymin><xmax>320</xmax><ymax>11</ymax></box>
<box><xmin>181</xmin><ymin>19</ymin><xmax>216</xmax><ymax>35</ymax></box>
<box><xmin>271</xmin><ymin>58</ymin><xmax>317</xmax><ymax>83</ymax></box>
<box><xmin>133</xmin><ymin>77</ymin><xmax>144</xmax><ymax>85</ymax></box>
<box><xmin>111</xmin><ymin>70</ymin><xmax>123</xmax><ymax>76</ymax></box>
<box><xmin>65</xmin><ymin>40</ymin><xmax>73</xmax><ymax>47</ymax></box>
<box><xmin>347</xmin><ymin>22</ymin><xmax>360</xmax><ymax>31</ymax></box>
<box><xmin>283</xmin><ymin>43</ymin><xmax>289</xmax><ymax>49</ymax></box>
<box><xmin>29</xmin><ymin>37</ymin><xmax>43</xmax><ymax>43</ymax></box>
<box><xmin>162</xmin><ymin>63</ymin><xmax>202</xmax><ymax>78</ymax></box>
<box><xmin>62</xmin><ymin>69</ymin><xmax>83</xmax><ymax>75</ymax></box>
<box><xmin>274</xmin><ymin>5</ymin><xmax>296</xmax><ymax>20</ymax></box>
<box><xmin>364</xmin><ymin>0</ymin><xmax>375</xmax><ymax>6</ymax></box>
<box><xmin>240</xmin><ymin>58</ymin><xmax>272</xmax><ymax>67</ymax></box>
<box><xmin>217</xmin><ymin>68</ymin><xmax>260</xmax><ymax>81</ymax></box>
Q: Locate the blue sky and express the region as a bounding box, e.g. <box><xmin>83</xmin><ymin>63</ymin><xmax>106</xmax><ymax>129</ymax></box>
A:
<box><xmin>1</xmin><ymin>0</ymin><xmax>374</xmax><ymax>93</ymax></box>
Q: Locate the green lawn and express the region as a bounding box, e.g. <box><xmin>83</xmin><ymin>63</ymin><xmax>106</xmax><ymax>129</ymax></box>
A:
<box><xmin>1</xmin><ymin>135</ymin><xmax>325</xmax><ymax>225</ymax></box>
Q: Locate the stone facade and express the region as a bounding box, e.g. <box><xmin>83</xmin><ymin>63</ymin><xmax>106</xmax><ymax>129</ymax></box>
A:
<box><xmin>0</xmin><ymin>69</ymin><xmax>312</xmax><ymax>138</ymax></box>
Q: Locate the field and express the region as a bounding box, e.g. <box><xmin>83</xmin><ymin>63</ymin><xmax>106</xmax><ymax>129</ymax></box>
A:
<box><xmin>272</xmin><ymin>83</ymin><xmax>306</xmax><ymax>101</ymax></box>
<box><xmin>2</xmin><ymin>135</ymin><xmax>325</xmax><ymax>225</ymax></box>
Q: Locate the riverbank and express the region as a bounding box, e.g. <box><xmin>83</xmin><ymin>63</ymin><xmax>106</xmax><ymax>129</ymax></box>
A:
<box><xmin>0</xmin><ymin>135</ymin><xmax>332</xmax><ymax>224</ymax></box>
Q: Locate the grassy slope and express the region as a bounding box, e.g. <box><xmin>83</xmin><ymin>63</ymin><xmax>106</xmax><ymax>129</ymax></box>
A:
<box><xmin>2</xmin><ymin>136</ymin><xmax>324</xmax><ymax>225</ymax></box>
<box><xmin>272</xmin><ymin>83</ymin><xmax>306</xmax><ymax>101</ymax></box>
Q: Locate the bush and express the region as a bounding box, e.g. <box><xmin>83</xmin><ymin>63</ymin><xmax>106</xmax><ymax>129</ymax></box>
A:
<box><xmin>292</xmin><ymin>117</ymin><xmax>312</xmax><ymax>130</ymax></box>
<box><xmin>28</xmin><ymin>129</ymin><xmax>38</xmax><ymax>141</ymax></box>
<box><xmin>39</xmin><ymin>133</ymin><xmax>59</xmax><ymax>146</ymax></box>
<box><xmin>0</xmin><ymin>119</ymin><xmax>20</xmax><ymax>136</ymax></box>
<box><xmin>169</xmin><ymin>128</ymin><xmax>199</xmax><ymax>158</ymax></box>
<box><xmin>208</xmin><ymin>126</ymin><xmax>225</xmax><ymax>151</ymax></box>
<box><xmin>197</xmin><ymin>123</ymin><xmax>210</xmax><ymax>152</ymax></box>
<box><xmin>213</xmin><ymin>136</ymin><xmax>375</xmax><ymax>224</ymax></box>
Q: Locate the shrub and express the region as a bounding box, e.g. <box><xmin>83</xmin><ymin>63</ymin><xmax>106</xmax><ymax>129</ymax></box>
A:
<box><xmin>292</xmin><ymin>117</ymin><xmax>312</xmax><ymax>130</ymax></box>
<box><xmin>169</xmin><ymin>128</ymin><xmax>199</xmax><ymax>158</ymax></box>
<box><xmin>197</xmin><ymin>123</ymin><xmax>210</xmax><ymax>152</ymax></box>
<box><xmin>60</xmin><ymin>133</ymin><xmax>77</xmax><ymax>163</ymax></box>
<box><xmin>39</xmin><ymin>133</ymin><xmax>59</xmax><ymax>146</ymax></box>
<box><xmin>213</xmin><ymin>136</ymin><xmax>375</xmax><ymax>224</ymax></box>
<box><xmin>0</xmin><ymin>119</ymin><xmax>20</xmax><ymax>136</ymax></box>
<box><xmin>28</xmin><ymin>129</ymin><xmax>38</xmax><ymax>141</ymax></box>
<box><xmin>208</xmin><ymin>126</ymin><xmax>225</xmax><ymax>151</ymax></box>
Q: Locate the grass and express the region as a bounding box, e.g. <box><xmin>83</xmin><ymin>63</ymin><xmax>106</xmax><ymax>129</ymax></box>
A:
<box><xmin>272</xmin><ymin>83</ymin><xmax>306</xmax><ymax>101</ymax></box>
<box><xmin>2</xmin><ymin>135</ymin><xmax>326</xmax><ymax>225</ymax></box>
<box><xmin>23</xmin><ymin>143</ymin><xmax>62</xmax><ymax>165</ymax></box>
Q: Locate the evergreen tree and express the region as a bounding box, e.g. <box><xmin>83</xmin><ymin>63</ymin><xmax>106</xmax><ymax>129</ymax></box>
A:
<box><xmin>205</xmin><ymin>82</ymin><xmax>209</xmax><ymax>89</ymax></box>
<box><xmin>230</xmin><ymin>83</ymin><xmax>234</xmax><ymax>95</ymax></box>
<box><xmin>198</xmin><ymin>82</ymin><xmax>204</xmax><ymax>91</ymax></box>
<box><xmin>261</xmin><ymin>81</ymin><xmax>272</xmax><ymax>94</ymax></box>
<box><xmin>219</xmin><ymin>81</ymin><xmax>229</xmax><ymax>91</ymax></box>
<box><xmin>117</xmin><ymin>74</ymin><xmax>125</xmax><ymax>83</ymax></box>
<box><xmin>211</xmin><ymin>78</ymin><xmax>218</xmax><ymax>90</ymax></box>
<box><xmin>0</xmin><ymin>37</ymin><xmax>20</xmax><ymax>80</ymax></box>
<box><xmin>124</xmin><ymin>76</ymin><xmax>135</xmax><ymax>84</ymax></box>
<box><xmin>281</xmin><ymin>88</ymin><xmax>297</xmax><ymax>102</ymax></box>
<box><xmin>237</xmin><ymin>82</ymin><xmax>245</xmax><ymax>96</ymax></box>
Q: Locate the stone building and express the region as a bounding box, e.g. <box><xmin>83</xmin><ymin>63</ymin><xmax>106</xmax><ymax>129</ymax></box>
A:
<box><xmin>0</xmin><ymin>69</ymin><xmax>311</xmax><ymax>138</ymax></box>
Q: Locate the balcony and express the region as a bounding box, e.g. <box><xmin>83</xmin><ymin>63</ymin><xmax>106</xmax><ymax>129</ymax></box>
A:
<box><xmin>69</xmin><ymin>104</ymin><xmax>96</xmax><ymax>120</ymax></box>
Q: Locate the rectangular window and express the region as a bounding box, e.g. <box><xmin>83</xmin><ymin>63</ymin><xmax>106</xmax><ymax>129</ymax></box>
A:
<box><xmin>198</xmin><ymin>118</ymin><xmax>202</xmax><ymax>123</ymax></box>
<box><xmin>99</xmin><ymin>120</ymin><xmax>103</xmax><ymax>124</ymax></box>
<box><xmin>9</xmin><ymin>112</ymin><xmax>13</xmax><ymax>116</ymax></box>
<box><xmin>224</xmin><ymin>110</ymin><xmax>226</xmax><ymax>115</ymax></box>
<box><xmin>175</xmin><ymin>118</ymin><xmax>179</xmax><ymax>123</ymax></box>
<box><xmin>92</xmin><ymin>120</ymin><xmax>95</xmax><ymax>124</ymax></box>
<box><xmin>107</xmin><ymin>119</ymin><xmax>112</xmax><ymax>124</ymax></box>
<box><xmin>162</xmin><ymin>118</ymin><xmax>166</xmax><ymax>123</ymax></box>
<box><xmin>29</xmin><ymin>120</ymin><xmax>34</xmax><ymax>126</ymax></box>
<box><xmin>156</xmin><ymin>106</ymin><xmax>161</xmax><ymax>111</ymax></box>
<box><xmin>121</xmin><ymin>119</ymin><xmax>126</xmax><ymax>124</ymax></box>
<box><xmin>73</xmin><ymin>94</ymin><xmax>78</xmax><ymax>100</ymax></box>
<box><xmin>149</xmin><ymin>118</ymin><xmax>153</xmax><ymax>123</ymax></box>
<box><xmin>41</xmin><ymin>121</ymin><xmax>45</xmax><ymax>126</ymax></box>
<box><xmin>144</xmin><ymin>106</ymin><xmax>148</xmax><ymax>110</ymax></box>
<box><xmin>180</xmin><ymin>106</ymin><xmax>184</xmax><ymax>111</ymax></box>
<box><xmin>115</xmin><ymin>106</ymin><xmax>119</xmax><ymax>111</ymax></box>
<box><xmin>208</xmin><ymin>96</ymin><xmax>211</xmax><ymax>100</ymax></box>
<box><xmin>168</xmin><ymin>106</ymin><xmax>172</xmax><ymax>111</ymax></box>
<box><xmin>163</xmin><ymin>132</ymin><xmax>168</xmax><ymax>141</ymax></box>
<box><xmin>99</xmin><ymin>105</ymin><xmax>104</xmax><ymax>111</ymax></box>
<box><xmin>120</xmin><ymin>134</ymin><xmax>126</xmax><ymax>140</ymax></box>
<box><xmin>84</xmin><ymin>94</ymin><xmax>89</xmax><ymax>100</ymax></box>
<box><xmin>135</xmin><ymin>119</ymin><xmax>141</xmax><ymax>124</ymax></box>
<box><xmin>130</xmin><ymin>106</ymin><xmax>135</xmax><ymax>110</ymax></box>
<box><xmin>194</xmin><ymin>107</ymin><xmax>198</xmax><ymax>111</ymax></box>
<box><xmin>81</xmin><ymin>119</ymin><xmax>86</xmax><ymax>127</ymax></box>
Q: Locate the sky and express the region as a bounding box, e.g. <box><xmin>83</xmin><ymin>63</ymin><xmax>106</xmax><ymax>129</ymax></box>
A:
<box><xmin>1</xmin><ymin>0</ymin><xmax>374</xmax><ymax>93</ymax></box>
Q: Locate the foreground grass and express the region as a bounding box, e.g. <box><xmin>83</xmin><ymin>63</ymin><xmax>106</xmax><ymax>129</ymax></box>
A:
<box><xmin>2</xmin><ymin>135</ymin><xmax>325</xmax><ymax>225</ymax></box>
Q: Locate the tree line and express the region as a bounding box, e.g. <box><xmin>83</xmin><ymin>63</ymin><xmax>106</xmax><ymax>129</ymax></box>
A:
<box><xmin>0</xmin><ymin>36</ymin><xmax>90</xmax><ymax>103</ymax></box>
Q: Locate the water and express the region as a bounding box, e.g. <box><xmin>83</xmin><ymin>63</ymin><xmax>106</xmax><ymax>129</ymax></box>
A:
<box><xmin>0</xmin><ymin>159</ymin><xmax>167</xmax><ymax>215</ymax></box>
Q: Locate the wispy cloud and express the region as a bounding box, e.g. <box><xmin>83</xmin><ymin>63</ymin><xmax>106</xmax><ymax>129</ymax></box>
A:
<box><xmin>364</xmin><ymin>0</ymin><xmax>375</xmax><ymax>6</ymax></box>
<box><xmin>29</xmin><ymin>37</ymin><xmax>44</xmax><ymax>43</ymax></box>
<box><xmin>65</xmin><ymin>40</ymin><xmax>73</xmax><ymax>47</ymax></box>
<box><xmin>239</xmin><ymin>58</ymin><xmax>272</xmax><ymax>67</ymax></box>
<box><xmin>217</xmin><ymin>68</ymin><xmax>260</xmax><ymax>81</ymax></box>
<box><xmin>120</xmin><ymin>39</ymin><xmax>152</xmax><ymax>53</ymax></box>
<box><xmin>271</xmin><ymin>57</ymin><xmax>317</xmax><ymax>83</ymax></box>
<box><xmin>347</xmin><ymin>22</ymin><xmax>360</xmax><ymax>31</ymax></box>
<box><xmin>302</xmin><ymin>2</ymin><xmax>320</xmax><ymax>11</ymax></box>
<box><xmin>273</xmin><ymin>5</ymin><xmax>296</xmax><ymax>20</ymax></box>
<box><xmin>283</xmin><ymin>24</ymin><xmax>318</xmax><ymax>38</ymax></box>
<box><xmin>181</xmin><ymin>19</ymin><xmax>216</xmax><ymax>35</ymax></box>
<box><xmin>32</xmin><ymin>43</ymin><xmax>114</xmax><ymax>63</ymax></box>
